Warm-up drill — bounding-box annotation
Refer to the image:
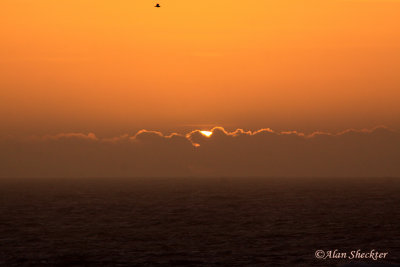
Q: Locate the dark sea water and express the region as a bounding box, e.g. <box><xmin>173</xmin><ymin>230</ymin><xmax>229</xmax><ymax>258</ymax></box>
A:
<box><xmin>0</xmin><ymin>177</ymin><xmax>399</xmax><ymax>267</ymax></box>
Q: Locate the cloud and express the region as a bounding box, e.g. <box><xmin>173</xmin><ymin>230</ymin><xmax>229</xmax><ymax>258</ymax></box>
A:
<box><xmin>1</xmin><ymin>126</ymin><xmax>399</xmax><ymax>178</ymax></box>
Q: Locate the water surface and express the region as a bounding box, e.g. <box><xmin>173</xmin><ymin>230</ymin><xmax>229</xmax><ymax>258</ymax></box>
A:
<box><xmin>0</xmin><ymin>177</ymin><xmax>399</xmax><ymax>266</ymax></box>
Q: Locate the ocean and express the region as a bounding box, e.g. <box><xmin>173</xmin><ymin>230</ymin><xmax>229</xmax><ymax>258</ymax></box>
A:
<box><xmin>0</xmin><ymin>177</ymin><xmax>399</xmax><ymax>266</ymax></box>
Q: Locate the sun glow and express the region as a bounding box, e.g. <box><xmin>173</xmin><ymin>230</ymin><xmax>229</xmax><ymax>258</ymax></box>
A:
<box><xmin>200</xmin><ymin>131</ymin><xmax>213</xmax><ymax>137</ymax></box>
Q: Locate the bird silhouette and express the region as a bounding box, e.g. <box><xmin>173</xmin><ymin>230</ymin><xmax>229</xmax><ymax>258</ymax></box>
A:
<box><xmin>155</xmin><ymin>3</ymin><xmax>160</xmax><ymax>7</ymax></box>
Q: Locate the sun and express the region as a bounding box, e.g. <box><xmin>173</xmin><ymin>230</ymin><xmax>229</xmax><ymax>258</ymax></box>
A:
<box><xmin>200</xmin><ymin>130</ymin><xmax>213</xmax><ymax>137</ymax></box>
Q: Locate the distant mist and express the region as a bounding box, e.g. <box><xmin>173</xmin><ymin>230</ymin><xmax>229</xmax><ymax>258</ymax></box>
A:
<box><xmin>1</xmin><ymin>126</ymin><xmax>399</xmax><ymax>178</ymax></box>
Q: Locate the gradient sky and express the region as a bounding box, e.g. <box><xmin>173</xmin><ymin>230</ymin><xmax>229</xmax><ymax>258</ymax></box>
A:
<box><xmin>1</xmin><ymin>0</ymin><xmax>400</xmax><ymax>137</ymax></box>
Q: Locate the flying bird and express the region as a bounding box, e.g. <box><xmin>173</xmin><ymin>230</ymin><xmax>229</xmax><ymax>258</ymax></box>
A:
<box><xmin>155</xmin><ymin>3</ymin><xmax>161</xmax><ymax>7</ymax></box>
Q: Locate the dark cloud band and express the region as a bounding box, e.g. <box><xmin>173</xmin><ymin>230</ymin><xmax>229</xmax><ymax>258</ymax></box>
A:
<box><xmin>1</xmin><ymin>126</ymin><xmax>399</xmax><ymax>178</ymax></box>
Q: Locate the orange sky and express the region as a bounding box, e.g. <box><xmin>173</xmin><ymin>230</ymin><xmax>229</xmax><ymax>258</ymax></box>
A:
<box><xmin>1</xmin><ymin>0</ymin><xmax>400</xmax><ymax>136</ymax></box>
